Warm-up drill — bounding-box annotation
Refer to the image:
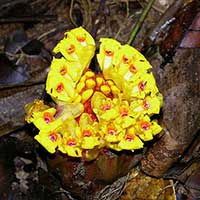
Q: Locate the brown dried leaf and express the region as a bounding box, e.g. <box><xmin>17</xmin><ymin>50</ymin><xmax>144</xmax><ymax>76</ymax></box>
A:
<box><xmin>0</xmin><ymin>84</ymin><xmax>45</xmax><ymax>136</ymax></box>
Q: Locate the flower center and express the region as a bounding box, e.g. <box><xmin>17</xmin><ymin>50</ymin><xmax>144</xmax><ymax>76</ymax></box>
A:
<box><xmin>125</xmin><ymin>134</ymin><xmax>134</xmax><ymax>142</ymax></box>
<box><xmin>143</xmin><ymin>100</ymin><xmax>150</xmax><ymax>109</ymax></box>
<box><xmin>101</xmin><ymin>104</ymin><xmax>111</xmax><ymax>111</ymax></box>
<box><xmin>67</xmin><ymin>139</ymin><xmax>77</xmax><ymax>146</ymax></box>
<box><xmin>129</xmin><ymin>64</ymin><xmax>137</xmax><ymax>73</ymax></box>
<box><xmin>67</xmin><ymin>44</ymin><xmax>75</xmax><ymax>54</ymax></box>
<box><xmin>49</xmin><ymin>132</ymin><xmax>58</xmax><ymax>142</ymax></box>
<box><xmin>83</xmin><ymin>130</ymin><xmax>92</xmax><ymax>137</ymax></box>
<box><xmin>138</xmin><ymin>81</ymin><xmax>146</xmax><ymax>91</ymax></box>
<box><xmin>122</xmin><ymin>56</ymin><xmax>129</xmax><ymax>64</ymax></box>
<box><xmin>56</xmin><ymin>83</ymin><xmax>64</xmax><ymax>93</ymax></box>
<box><xmin>121</xmin><ymin>108</ymin><xmax>128</xmax><ymax>117</ymax></box>
<box><xmin>141</xmin><ymin>122</ymin><xmax>150</xmax><ymax>130</ymax></box>
<box><xmin>77</xmin><ymin>35</ymin><xmax>86</xmax><ymax>42</ymax></box>
<box><xmin>60</xmin><ymin>66</ymin><xmax>67</xmax><ymax>75</ymax></box>
<box><xmin>108</xmin><ymin>128</ymin><xmax>116</xmax><ymax>135</ymax></box>
<box><xmin>43</xmin><ymin>112</ymin><xmax>54</xmax><ymax>123</ymax></box>
<box><xmin>105</xmin><ymin>50</ymin><xmax>114</xmax><ymax>57</ymax></box>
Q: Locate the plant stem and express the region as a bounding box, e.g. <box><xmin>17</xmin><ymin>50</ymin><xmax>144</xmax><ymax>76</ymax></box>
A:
<box><xmin>127</xmin><ymin>0</ymin><xmax>155</xmax><ymax>45</ymax></box>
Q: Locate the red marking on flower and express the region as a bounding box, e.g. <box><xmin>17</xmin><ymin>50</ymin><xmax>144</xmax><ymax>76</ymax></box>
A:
<box><xmin>141</xmin><ymin>122</ymin><xmax>150</xmax><ymax>130</ymax></box>
<box><xmin>83</xmin><ymin>130</ymin><xmax>92</xmax><ymax>137</ymax></box>
<box><xmin>129</xmin><ymin>64</ymin><xmax>137</xmax><ymax>73</ymax></box>
<box><xmin>60</xmin><ymin>66</ymin><xmax>67</xmax><ymax>75</ymax></box>
<box><xmin>121</xmin><ymin>108</ymin><xmax>128</xmax><ymax>117</ymax></box>
<box><xmin>105</xmin><ymin>50</ymin><xmax>114</xmax><ymax>56</ymax></box>
<box><xmin>49</xmin><ymin>132</ymin><xmax>58</xmax><ymax>142</ymax></box>
<box><xmin>138</xmin><ymin>81</ymin><xmax>146</xmax><ymax>91</ymax></box>
<box><xmin>125</xmin><ymin>134</ymin><xmax>134</xmax><ymax>142</ymax></box>
<box><xmin>101</xmin><ymin>104</ymin><xmax>111</xmax><ymax>111</ymax></box>
<box><xmin>67</xmin><ymin>139</ymin><xmax>77</xmax><ymax>146</ymax></box>
<box><xmin>77</xmin><ymin>35</ymin><xmax>86</xmax><ymax>42</ymax></box>
<box><xmin>56</xmin><ymin>83</ymin><xmax>64</xmax><ymax>93</ymax></box>
<box><xmin>122</xmin><ymin>56</ymin><xmax>129</xmax><ymax>64</ymax></box>
<box><xmin>43</xmin><ymin>112</ymin><xmax>54</xmax><ymax>123</ymax></box>
<box><xmin>108</xmin><ymin>128</ymin><xmax>117</xmax><ymax>135</ymax></box>
<box><xmin>67</xmin><ymin>44</ymin><xmax>75</xmax><ymax>54</ymax></box>
<box><xmin>143</xmin><ymin>100</ymin><xmax>150</xmax><ymax>109</ymax></box>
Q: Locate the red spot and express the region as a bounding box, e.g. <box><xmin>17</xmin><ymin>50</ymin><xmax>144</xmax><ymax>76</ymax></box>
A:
<box><xmin>125</xmin><ymin>134</ymin><xmax>134</xmax><ymax>142</ymax></box>
<box><xmin>141</xmin><ymin>122</ymin><xmax>150</xmax><ymax>130</ymax></box>
<box><xmin>83</xmin><ymin>130</ymin><xmax>92</xmax><ymax>137</ymax></box>
<box><xmin>77</xmin><ymin>36</ymin><xmax>86</xmax><ymax>42</ymax></box>
<box><xmin>105</xmin><ymin>50</ymin><xmax>114</xmax><ymax>56</ymax></box>
<box><xmin>49</xmin><ymin>132</ymin><xmax>58</xmax><ymax>142</ymax></box>
<box><xmin>122</xmin><ymin>56</ymin><xmax>129</xmax><ymax>64</ymax></box>
<box><xmin>67</xmin><ymin>139</ymin><xmax>76</xmax><ymax>146</ymax></box>
<box><xmin>43</xmin><ymin>112</ymin><xmax>54</xmax><ymax>123</ymax></box>
<box><xmin>56</xmin><ymin>83</ymin><xmax>64</xmax><ymax>93</ymax></box>
<box><xmin>108</xmin><ymin>128</ymin><xmax>116</xmax><ymax>135</ymax></box>
<box><xmin>121</xmin><ymin>109</ymin><xmax>128</xmax><ymax>117</ymax></box>
<box><xmin>129</xmin><ymin>64</ymin><xmax>137</xmax><ymax>73</ymax></box>
<box><xmin>101</xmin><ymin>104</ymin><xmax>111</xmax><ymax>111</ymax></box>
<box><xmin>143</xmin><ymin>100</ymin><xmax>150</xmax><ymax>109</ymax></box>
<box><xmin>60</xmin><ymin>66</ymin><xmax>67</xmax><ymax>75</ymax></box>
<box><xmin>67</xmin><ymin>44</ymin><xmax>75</xmax><ymax>54</ymax></box>
<box><xmin>138</xmin><ymin>81</ymin><xmax>146</xmax><ymax>91</ymax></box>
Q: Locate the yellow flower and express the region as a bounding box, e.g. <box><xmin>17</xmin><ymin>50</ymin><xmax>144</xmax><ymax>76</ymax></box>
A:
<box><xmin>58</xmin><ymin>118</ymin><xmax>82</xmax><ymax>157</ymax></box>
<box><xmin>123</xmin><ymin>72</ymin><xmax>159</xmax><ymax>99</ymax></box>
<box><xmin>100</xmin><ymin>121</ymin><xmax>124</xmax><ymax>143</ymax></box>
<box><xmin>91</xmin><ymin>92</ymin><xmax>119</xmax><ymax>121</ymax></box>
<box><xmin>50</xmin><ymin>57</ymin><xmax>83</xmax><ymax>83</ymax></box>
<box><xmin>66</xmin><ymin>26</ymin><xmax>95</xmax><ymax>47</ymax></box>
<box><xmin>114</xmin><ymin>50</ymin><xmax>152</xmax><ymax>84</ymax></box>
<box><xmin>130</xmin><ymin>94</ymin><xmax>163</xmax><ymax>117</ymax></box>
<box><xmin>78</xmin><ymin>113</ymin><xmax>100</xmax><ymax>149</ymax></box>
<box><xmin>54</xmin><ymin>27</ymin><xmax>95</xmax><ymax>68</ymax></box>
<box><xmin>53</xmin><ymin>36</ymin><xmax>81</xmax><ymax>61</ymax></box>
<box><xmin>114</xmin><ymin>100</ymin><xmax>136</xmax><ymax>129</ymax></box>
<box><xmin>25</xmin><ymin>27</ymin><xmax>163</xmax><ymax>159</ymax></box>
<box><xmin>113</xmin><ymin>44</ymin><xmax>151</xmax><ymax>73</ymax></box>
<box><xmin>97</xmin><ymin>38</ymin><xmax>121</xmax><ymax>81</ymax></box>
<box><xmin>25</xmin><ymin>100</ymin><xmax>49</xmax><ymax>123</ymax></box>
<box><xmin>101</xmin><ymin>44</ymin><xmax>152</xmax><ymax>91</ymax></box>
<box><xmin>134</xmin><ymin>115</ymin><xmax>162</xmax><ymax>141</ymax></box>
<box><xmin>59</xmin><ymin>136</ymin><xmax>82</xmax><ymax>157</ymax></box>
<box><xmin>118</xmin><ymin>127</ymin><xmax>144</xmax><ymax>150</ymax></box>
<box><xmin>35</xmin><ymin>130</ymin><xmax>62</xmax><ymax>153</ymax></box>
<box><xmin>30</xmin><ymin>107</ymin><xmax>62</xmax><ymax>131</ymax></box>
<box><xmin>46</xmin><ymin>71</ymin><xmax>77</xmax><ymax>102</ymax></box>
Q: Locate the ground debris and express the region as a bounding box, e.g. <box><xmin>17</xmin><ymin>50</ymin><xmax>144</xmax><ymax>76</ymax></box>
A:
<box><xmin>120</xmin><ymin>168</ymin><xmax>176</xmax><ymax>200</ymax></box>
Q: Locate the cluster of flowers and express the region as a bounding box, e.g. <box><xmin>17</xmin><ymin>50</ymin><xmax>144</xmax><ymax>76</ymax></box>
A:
<box><xmin>25</xmin><ymin>27</ymin><xmax>163</xmax><ymax>160</ymax></box>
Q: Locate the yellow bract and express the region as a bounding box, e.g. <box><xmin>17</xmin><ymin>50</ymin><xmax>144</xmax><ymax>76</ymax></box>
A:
<box><xmin>25</xmin><ymin>27</ymin><xmax>163</xmax><ymax>160</ymax></box>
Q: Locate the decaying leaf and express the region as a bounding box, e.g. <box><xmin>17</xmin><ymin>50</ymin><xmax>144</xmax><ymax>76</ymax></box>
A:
<box><xmin>141</xmin><ymin>48</ymin><xmax>200</xmax><ymax>177</ymax></box>
<box><xmin>120</xmin><ymin>168</ymin><xmax>176</xmax><ymax>200</ymax></box>
<box><xmin>0</xmin><ymin>84</ymin><xmax>45</xmax><ymax>136</ymax></box>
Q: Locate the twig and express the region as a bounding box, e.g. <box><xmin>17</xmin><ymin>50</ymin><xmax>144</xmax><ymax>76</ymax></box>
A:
<box><xmin>127</xmin><ymin>0</ymin><xmax>155</xmax><ymax>45</ymax></box>
<box><xmin>148</xmin><ymin>0</ymin><xmax>185</xmax><ymax>42</ymax></box>
<box><xmin>90</xmin><ymin>0</ymin><xmax>106</xmax><ymax>39</ymax></box>
<box><xmin>0</xmin><ymin>15</ymin><xmax>56</xmax><ymax>24</ymax></box>
<box><xmin>69</xmin><ymin>0</ymin><xmax>77</xmax><ymax>27</ymax></box>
